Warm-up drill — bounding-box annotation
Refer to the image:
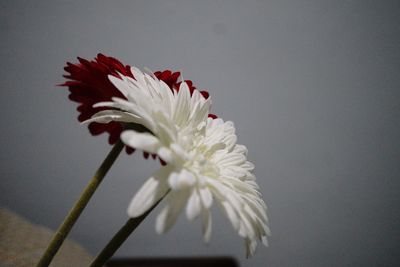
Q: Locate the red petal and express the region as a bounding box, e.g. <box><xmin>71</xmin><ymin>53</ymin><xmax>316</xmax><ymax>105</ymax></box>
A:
<box><xmin>126</xmin><ymin>146</ymin><xmax>135</xmax><ymax>154</ymax></box>
<box><xmin>200</xmin><ymin>90</ymin><xmax>209</xmax><ymax>99</ymax></box>
<box><xmin>61</xmin><ymin>53</ymin><xmax>217</xmax><ymax>161</ymax></box>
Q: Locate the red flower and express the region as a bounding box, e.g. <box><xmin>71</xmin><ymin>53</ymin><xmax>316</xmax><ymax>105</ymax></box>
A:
<box><xmin>61</xmin><ymin>53</ymin><xmax>216</xmax><ymax>157</ymax></box>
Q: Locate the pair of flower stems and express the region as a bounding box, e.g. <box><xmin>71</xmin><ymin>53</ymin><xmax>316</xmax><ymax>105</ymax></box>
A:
<box><xmin>37</xmin><ymin>141</ymin><xmax>160</xmax><ymax>267</ymax></box>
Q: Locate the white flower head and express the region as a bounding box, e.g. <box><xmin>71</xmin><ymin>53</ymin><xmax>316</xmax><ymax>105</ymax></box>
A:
<box><xmin>85</xmin><ymin>67</ymin><xmax>270</xmax><ymax>257</ymax></box>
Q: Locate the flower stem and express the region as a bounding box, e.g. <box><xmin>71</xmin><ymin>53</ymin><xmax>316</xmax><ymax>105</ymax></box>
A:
<box><xmin>89</xmin><ymin>195</ymin><xmax>167</xmax><ymax>267</ymax></box>
<box><xmin>36</xmin><ymin>141</ymin><xmax>125</xmax><ymax>267</ymax></box>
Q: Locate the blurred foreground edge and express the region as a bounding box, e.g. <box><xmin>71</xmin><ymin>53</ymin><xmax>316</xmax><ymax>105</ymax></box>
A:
<box><xmin>107</xmin><ymin>257</ymin><xmax>239</xmax><ymax>267</ymax></box>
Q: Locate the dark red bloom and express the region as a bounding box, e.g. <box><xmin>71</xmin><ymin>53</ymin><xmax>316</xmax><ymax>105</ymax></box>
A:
<box><xmin>61</xmin><ymin>53</ymin><xmax>216</xmax><ymax>156</ymax></box>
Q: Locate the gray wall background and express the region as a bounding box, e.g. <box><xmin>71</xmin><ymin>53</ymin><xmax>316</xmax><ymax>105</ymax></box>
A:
<box><xmin>1</xmin><ymin>1</ymin><xmax>399</xmax><ymax>266</ymax></box>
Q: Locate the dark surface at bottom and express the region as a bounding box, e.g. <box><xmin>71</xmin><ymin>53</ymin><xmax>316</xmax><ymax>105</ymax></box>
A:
<box><xmin>107</xmin><ymin>257</ymin><xmax>239</xmax><ymax>267</ymax></box>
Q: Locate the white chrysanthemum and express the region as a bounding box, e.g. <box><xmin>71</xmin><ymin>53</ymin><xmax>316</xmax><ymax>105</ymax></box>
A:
<box><xmin>85</xmin><ymin>67</ymin><xmax>270</xmax><ymax>256</ymax></box>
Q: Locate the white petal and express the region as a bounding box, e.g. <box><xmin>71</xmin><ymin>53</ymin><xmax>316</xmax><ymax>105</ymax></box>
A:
<box><xmin>201</xmin><ymin>209</ymin><xmax>212</xmax><ymax>243</ymax></box>
<box><xmin>224</xmin><ymin>120</ymin><xmax>235</xmax><ymax>129</ymax></box>
<box><xmin>238</xmin><ymin>221</ymin><xmax>247</xmax><ymax>238</ymax></box>
<box><xmin>156</xmin><ymin>190</ymin><xmax>189</xmax><ymax>234</ymax></box>
<box><xmin>190</xmin><ymin>97</ymin><xmax>211</xmax><ymax>126</ymax></box>
<box><xmin>218</xmin><ymin>153</ymin><xmax>246</xmax><ymax>167</ymax></box>
<box><xmin>186</xmin><ymin>190</ymin><xmax>201</xmax><ymax>220</ymax></box>
<box><xmin>262</xmin><ymin>235</ymin><xmax>269</xmax><ymax>247</ymax></box>
<box><xmin>157</xmin><ymin>147</ymin><xmax>173</xmax><ymax>163</ymax></box>
<box><xmin>204</xmin><ymin>143</ymin><xmax>226</xmax><ymax>157</ymax></box>
<box><xmin>242</xmin><ymin>161</ymin><xmax>255</xmax><ymax>171</ymax></box>
<box><xmin>199</xmin><ymin>187</ymin><xmax>213</xmax><ymax>208</ymax></box>
<box><xmin>172</xmin><ymin>82</ymin><xmax>190</xmax><ymax>125</ymax></box>
<box><xmin>234</xmin><ymin>144</ymin><xmax>248</xmax><ymax>155</ymax></box>
<box><xmin>158</xmin><ymin>80</ymin><xmax>175</xmax><ymax>114</ymax></box>
<box><xmin>170</xmin><ymin>143</ymin><xmax>188</xmax><ymax>161</ymax></box>
<box><xmin>245</xmin><ymin>238</ymin><xmax>258</xmax><ymax>258</ymax></box>
<box><xmin>222</xmin><ymin>166</ymin><xmax>247</xmax><ymax>178</ymax></box>
<box><xmin>127</xmin><ymin>166</ymin><xmax>172</xmax><ymax>217</ymax></box>
<box><xmin>168</xmin><ymin>169</ymin><xmax>196</xmax><ymax>190</ymax></box>
<box><xmin>221</xmin><ymin>201</ymin><xmax>240</xmax><ymax>231</ymax></box>
<box><xmin>82</xmin><ymin>110</ymin><xmax>140</xmax><ymax>124</ymax></box>
<box><xmin>239</xmin><ymin>212</ymin><xmax>256</xmax><ymax>239</ymax></box>
<box><xmin>190</xmin><ymin>89</ymin><xmax>202</xmax><ymax>109</ymax></box>
<box><xmin>121</xmin><ymin>130</ymin><xmax>160</xmax><ymax>153</ymax></box>
<box><xmin>153</xmin><ymin>112</ymin><xmax>177</xmax><ymax>142</ymax></box>
<box><xmin>242</xmin><ymin>195</ymin><xmax>268</xmax><ymax>222</ymax></box>
<box><xmin>130</xmin><ymin>66</ymin><xmax>146</xmax><ymax>85</ymax></box>
<box><xmin>112</xmin><ymin>97</ymin><xmax>156</xmax><ymax>131</ymax></box>
<box><xmin>212</xmin><ymin>118</ymin><xmax>224</xmax><ymax>126</ymax></box>
<box><xmin>108</xmin><ymin>75</ymin><xmax>130</xmax><ymax>97</ymax></box>
<box><xmin>223</xmin><ymin>134</ymin><xmax>237</xmax><ymax>151</ymax></box>
<box><xmin>167</xmin><ymin>171</ymin><xmax>180</xmax><ymax>190</ymax></box>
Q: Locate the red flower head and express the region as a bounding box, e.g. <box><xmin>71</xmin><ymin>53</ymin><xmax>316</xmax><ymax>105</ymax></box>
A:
<box><xmin>61</xmin><ymin>54</ymin><xmax>215</xmax><ymax>157</ymax></box>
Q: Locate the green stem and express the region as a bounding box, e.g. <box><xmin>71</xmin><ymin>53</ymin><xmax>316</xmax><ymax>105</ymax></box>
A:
<box><xmin>37</xmin><ymin>141</ymin><xmax>125</xmax><ymax>267</ymax></box>
<box><xmin>89</xmin><ymin>194</ymin><xmax>167</xmax><ymax>267</ymax></box>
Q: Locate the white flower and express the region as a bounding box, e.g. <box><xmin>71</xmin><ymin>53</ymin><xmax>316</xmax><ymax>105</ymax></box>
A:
<box><xmin>85</xmin><ymin>67</ymin><xmax>270</xmax><ymax>257</ymax></box>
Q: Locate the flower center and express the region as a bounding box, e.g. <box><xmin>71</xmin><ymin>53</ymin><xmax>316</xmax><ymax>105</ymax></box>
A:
<box><xmin>184</xmin><ymin>144</ymin><xmax>220</xmax><ymax>181</ymax></box>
